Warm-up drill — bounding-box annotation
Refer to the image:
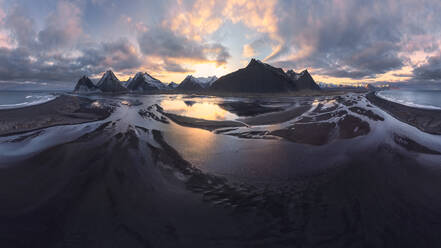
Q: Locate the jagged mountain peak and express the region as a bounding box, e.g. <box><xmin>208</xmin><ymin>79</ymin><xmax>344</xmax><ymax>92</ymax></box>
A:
<box><xmin>127</xmin><ymin>71</ymin><xmax>166</xmax><ymax>91</ymax></box>
<box><xmin>177</xmin><ymin>75</ymin><xmax>218</xmax><ymax>91</ymax></box>
<box><xmin>96</xmin><ymin>69</ymin><xmax>126</xmax><ymax>92</ymax></box>
<box><xmin>247</xmin><ymin>58</ymin><xmax>266</xmax><ymax>68</ymax></box>
<box><xmin>73</xmin><ymin>75</ymin><xmax>100</xmax><ymax>93</ymax></box>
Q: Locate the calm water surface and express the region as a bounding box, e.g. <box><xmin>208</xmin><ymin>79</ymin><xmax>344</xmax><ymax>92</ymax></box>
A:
<box><xmin>377</xmin><ymin>89</ymin><xmax>441</xmax><ymax>109</ymax></box>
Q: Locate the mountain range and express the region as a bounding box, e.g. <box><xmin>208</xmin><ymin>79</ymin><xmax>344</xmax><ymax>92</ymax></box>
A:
<box><xmin>73</xmin><ymin>59</ymin><xmax>320</xmax><ymax>94</ymax></box>
<box><xmin>177</xmin><ymin>75</ymin><xmax>218</xmax><ymax>91</ymax></box>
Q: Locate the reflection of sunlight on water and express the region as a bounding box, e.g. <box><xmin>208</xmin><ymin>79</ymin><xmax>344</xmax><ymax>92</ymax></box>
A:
<box><xmin>164</xmin><ymin>123</ymin><xmax>219</xmax><ymax>167</ymax></box>
<box><xmin>311</xmin><ymin>98</ymin><xmax>336</xmax><ymax>110</ymax></box>
<box><xmin>160</xmin><ymin>99</ymin><xmax>238</xmax><ymax>120</ymax></box>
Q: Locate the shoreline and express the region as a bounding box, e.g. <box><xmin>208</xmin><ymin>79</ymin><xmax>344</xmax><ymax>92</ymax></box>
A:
<box><xmin>375</xmin><ymin>91</ymin><xmax>441</xmax><ymax>110</ymax></box>
<box><xmin>0</xmin><ymin>95</ymin><xmax>58</xmax><ymax>110</ymax></box>
<box><xmin>367</xmin><ymin>92</ymin><xmax>441</xmax><ymax>135</ymax></box>
<box><xmin>0</xmin><ymin>95</ymin><xmax>112</xmax><ymax>137</ymax></box>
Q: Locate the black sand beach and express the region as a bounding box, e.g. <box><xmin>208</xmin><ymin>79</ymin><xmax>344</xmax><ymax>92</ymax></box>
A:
<box><xmin>1</xmin><ymin>92</ymin><xmax>441</xmax><ymax>247</ymax></box>
<box><xmin>0</xmin><ymin>95</ymin><xmax>112</xmax><ymax>136</ymax></box>
<box><xmin>367</xmin><ymin>92</ymin><xmax>441</xmax><ymax>135</ymax></box>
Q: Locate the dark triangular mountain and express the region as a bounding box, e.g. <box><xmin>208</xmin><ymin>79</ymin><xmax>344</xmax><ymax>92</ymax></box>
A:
<box><xmin>177</xmin><ymin>75</ymin><xmax>217</xmax><ymax>91</ymax></box>
<box><xmin>286</xmin><ymin>69</ymin><xmax>320</xmax><ymax>90</ymax></box>
<box><xmin>178</xmin><ymin>76</ymin><xmax>202</xmax><ymax>91</ymax></box>
<box><xmin>127</xmin><ymin>72</ymin><xmax>166</xmax><ymax>92</ymax></box>
<box><xmin>210</xmin><ymin>59</ymin><xmax>296</xmax><ymax>93</ymax></box>
<box><xmin>73</xmin><ymin>76</ymin><xmax>100</xmax><ymax>93</ymax></box>
<box><xmin>96</xmin><ymin>70</ymin><xmax>127</xmax><ymax>92</ymax></box>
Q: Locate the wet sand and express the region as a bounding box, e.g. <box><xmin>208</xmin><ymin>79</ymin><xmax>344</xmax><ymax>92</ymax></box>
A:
<box><xmin>0</xmin><ymin>95</ymin><xmax>112</xmax><ymax>136</ymax></box>
<box><xmin>163</xmin><ymin>112</ymin><xmax>247</xmax><ymax>131</ymax></box>
<box><xmin>239</xmin><ymin>105</ymin><xmax>311</xmax><ymax>125</ymax></box>
<box><xmin>367</xmin><ymin>92</ymin><xmax>441</xmax><ymax>135</ymax></box>
<box><xmin>218</xmin><ymin>101</ymin><xmax>284</xmax><ymax>116</ymax></box>
<box><xmin>163</xmin><ymin>104</ymin><xmax>311</xmax><ymax>129</ymax></box>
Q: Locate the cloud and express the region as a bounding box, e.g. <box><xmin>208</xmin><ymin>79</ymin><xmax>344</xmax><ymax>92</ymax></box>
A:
<box><xmin>163</xmin><ymin>0</ymin><xmax>282</xmax><ymax>59</ymax></box>
<box><xmin>138</xmin><ymin>27</ymin><xmax>230</xmax><ymax>65</ymax></box>
<box><xmin>4</xmin><ymin>6</ymin><xmax>36</xmax><ymax>49</ymax></box>
<box><xmin>164</xmin><ymin>0</ymin><xmax>224</xmax><ymax>41</ymax></box>
<box><xmin>265</xmin><ymin>0</ymin><xmax>412</xmax><ymax>79</ymax></box>
<box><xmin>413</xmin><ymin>54</ymin><xmax>441</xmax><ymax>81</ymax></box>
<box><xmin>3</xmin><ymin>0</ymin><xmax>441</xmax><ymax>84</ymax></box>
<box><xmin>4</xmin><ymin>1</ymin><xmax>84</xmax><ymax>52</ymax></box>
<box><xmin>0</xmin><ymin>38</ymin><xmax>143</xmax><ymax>82</ymax></box>
<box><xmin>223</xmin><ymin>0</ymin><xmax>279</xmax><ymax>35</ymax></box>
<box><xmin>162</xmin><ymin>59</ymin><xmax>194</xmax><ymax>73</ymax></box>
<box><xmin>205</xmin><ymin>43</ymin><xmax>230</xmax><ymax>65</ymax></box>
<box><xmin>37</xmin><ymin>0</ymin><xmax>83</xmax><ymax>51</ymax></box>
<box><xmin>242</xmin><ymin>44</ymin><xmax>255</xmax><ymax>58</ymax></box>
<box><xmin>0</xmin><ymin>1</ymin><xmax>145</xmax><ymax>82</ymax></box>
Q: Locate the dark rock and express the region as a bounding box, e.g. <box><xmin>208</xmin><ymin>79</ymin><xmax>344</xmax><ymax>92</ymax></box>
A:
<box><xmin>127</xmin><ymin>72</ymin><xmax>166</xmax><ymax>92</ymax></box>
<box><xmin>96</xmin><ymin>70</ymin><xmax>127</xmax><ymax>93</ymax></box>
<box><xmin>286</xmin><ymin>69</ymin><xmax>321</xmax><ymax>90</ymax></box>
<box><xmin>177</xmin><ymin>75</ymin><xmax>217</xmax><ymax>91</ymax></box>
<box><xmin>210</xmin><ymin>59</ymin><xmax>296</xmax><ymax>93</ymax></box>
<box><xmin>73</xmin><ymin>76</ymin><xmax>99</xmax><ymax>93</ymax></box>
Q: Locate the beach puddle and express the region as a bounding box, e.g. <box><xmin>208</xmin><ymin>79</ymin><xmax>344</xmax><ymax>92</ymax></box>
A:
<box><xmin>160</xmin><ymin>98</ymin><xmax>238</xmax><ymax>121</ymax></box>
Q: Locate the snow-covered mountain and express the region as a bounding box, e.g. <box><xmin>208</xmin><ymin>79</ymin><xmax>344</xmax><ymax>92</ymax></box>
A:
<box><xmin>177</xmin><ymin>75</ymin><xmax>218</xmax><ymax>91</ymax></box>
<box><xmin>127</xmin><ymin>72</ymin><xmax>167</xmax><ymax>92</ymax></box>
<box><xmin>73</xmin><ymin>76</ymin><xmax>101</xmax><ymax>93</ymax></box>
<box><xmin>96</xmin><ymin>70</ymin><xmax>127</xmax><ymax>92</ymax></box>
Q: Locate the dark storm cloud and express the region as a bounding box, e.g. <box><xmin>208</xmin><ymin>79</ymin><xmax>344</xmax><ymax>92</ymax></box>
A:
<box><xmin>0</xmin><ymin>38</ymin><xmax>142</xmax><ymax>82</ymax></box>
<box><xmin>5</xmin><ymin>2</ymin><xmax>82</xmax><ymax>52</ymax></box>
<box><xmin>413</xmin><ymin>55</ymin><xmax>441</xmax><ymax>81</ymax></box>
<box><xmin>162</xmin><ymin>60</ymin><xmax>194</xmax><ymax>73</ymax></box>
<box><xmin>99</xmin><ymin>39</ymin><xmax>142</xmax><ymax>70</ymax></box>
<box><xmin>138</xmin><ymin>28</ymin><xmax>204</xmax><ymax>59</ymax></box>
<box><xmin>0</xmin><ymin>2</ymin><xmax>144</xmax><ymax>82</ymax></box>
<box><xmin>138</xmin><ymin>27</ymin><xmax>230</xmax><ymax>65</ymax></box>
<box><xmin>319</xmin><ymin>42</ymin><xmax>404</xmax><ymax>79</ymax></box>
<box><xmin>270</xmin><ymin>0</ymin><xmax>410</xmax><ymax>78</ymax></box>
<box><xmin>207</xmin><ymin>43</ymin><xmax>230</xmax><ymax>65</ymax></box>
<box><xmin>0</xmin><ymin>47</ymin><xmax>85</xmax><ymax>81</ymax></box>
<box><xmin>4</xmin><ymin>6</ymin><xmax>36</xmax><ymax>49</ymax></box>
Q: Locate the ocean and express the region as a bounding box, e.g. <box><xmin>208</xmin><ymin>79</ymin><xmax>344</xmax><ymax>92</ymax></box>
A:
<box><xmin>377</xmin><ymin>89</ymin><xmax>441</xmax><ymax>110</ymax></box>
<box><xmin>0</xmin><ymin>91</ymin><xmax>59</xmax><ymax>109</ymax></box>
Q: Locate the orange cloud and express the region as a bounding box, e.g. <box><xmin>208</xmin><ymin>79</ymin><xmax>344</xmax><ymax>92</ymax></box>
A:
<box><xmin>223</xmin><ymin>0</ymin><xmax>278</xmax><ymax>34</ymax></box>
<box><xmin>165</xmin><ymin>0</ymin><xmax>223</xmax><ymax>41</ymax></box>
<box><xmin>242</xmin><ymin>44</ymin><xmax>255</xmax><ymax>57</ymax></box>
<box><xmin>164</xmin><ymin>0</ymin><xmax>281</xmax><ymax>43</ymax></box>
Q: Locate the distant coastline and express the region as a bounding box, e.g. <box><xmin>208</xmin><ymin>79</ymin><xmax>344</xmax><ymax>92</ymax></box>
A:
<box><xmin>0</xmin><ymin>91</ymin><xmax>59</xmax><ymax>110</ymax></box>
<box><xmin>367</xmin><ymin>92</ymin><xmax>441</xmax><ymax>135</ymax></box>
<box><xmin>376</xmin><ymin>89</ymin><xmax>441</xmax><ymax>110</ymax></box>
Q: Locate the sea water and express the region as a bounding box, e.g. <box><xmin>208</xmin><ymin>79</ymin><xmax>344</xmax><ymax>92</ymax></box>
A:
<box><xmin>0</xmin><ymin>91</ymin><xmax>57</xmax><ymax>109</ymax></box>
<box><xmin>377</xmin><ymin>89</ymin><xmax>441</xmax><ymax>110</ymax></box>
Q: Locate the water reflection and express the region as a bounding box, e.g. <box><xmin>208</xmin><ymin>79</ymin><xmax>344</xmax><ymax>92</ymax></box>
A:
<box><xmin>160</xmin><ymin>99</ymin><xmax>238</xmax><ymax>120</ymax></box>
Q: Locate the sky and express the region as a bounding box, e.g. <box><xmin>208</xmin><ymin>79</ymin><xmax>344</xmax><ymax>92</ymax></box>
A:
<box><xmin>1</xmin><ymin>0</ymin><xmax>441</xmax><ymax>86</ymax></box>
